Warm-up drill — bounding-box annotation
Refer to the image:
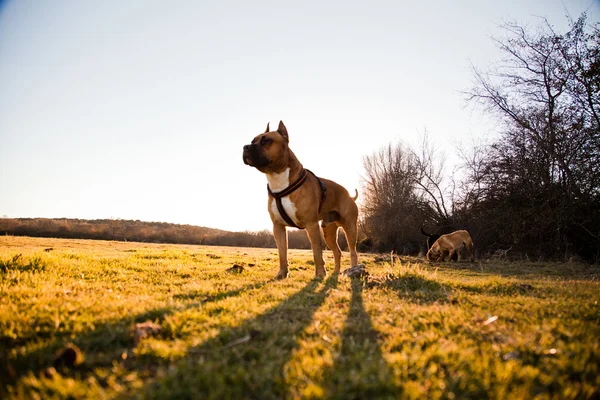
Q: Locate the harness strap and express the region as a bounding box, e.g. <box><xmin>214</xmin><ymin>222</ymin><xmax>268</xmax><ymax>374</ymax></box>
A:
<box><xmin>268</xmin><ymin>169</ymin><xmax>308</xmax><ymax>199</ymax></box>
<box><xmin>267</xmin><ymin>169</ymin><xmax>326</xmax><ymax>229</ymax></box>
<box><xmin>306</xmin><ymin>169</ymin><xmax>326</xmax><ymax>214</ymax></box>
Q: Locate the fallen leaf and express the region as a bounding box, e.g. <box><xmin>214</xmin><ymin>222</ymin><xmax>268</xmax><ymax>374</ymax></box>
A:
<box><xmin>482</xmin><ymin>316</ymin><xmax>499</xmax><ymax>326</ymax></box>
<box><xmin>224</xmin><ymin>334</ymin><xmax>251</xmax><ymax>348</ymax></box>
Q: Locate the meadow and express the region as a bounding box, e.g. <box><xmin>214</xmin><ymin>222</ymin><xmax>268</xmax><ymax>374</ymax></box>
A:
<box><xmin>1</xmin><ymin>236</ymin><xmax>599</xmax><ymax>399</ymax></box>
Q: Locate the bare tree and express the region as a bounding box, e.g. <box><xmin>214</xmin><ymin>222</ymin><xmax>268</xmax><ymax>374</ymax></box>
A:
<box><xmin>360</xmin><ymin>142</ymin><xmax>425</xmax><ymax>253</ymax></box>
<box><xmin>410</xmin><ymin>130</ymin><xmax>452</xmax><ymax>224</ymax></box>
<box><xmin>360</xmin><ymin>134</ymin><xmax>455</xmax><ymax>254</ymax></box>
<box><xmin>467</xmin><ymin>14</ymin><xmax>599</xmax><ymax>197</ymax></box>
<box><xmin>463</xmin><ymin>13</ymin><xmax>600</xmax><ymax>261</ymax></box>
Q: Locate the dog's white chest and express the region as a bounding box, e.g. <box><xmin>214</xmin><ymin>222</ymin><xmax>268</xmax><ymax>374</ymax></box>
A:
<box><xmin>270</xmin><ymin>198</ymin><xmax>299</xmax><ymax>225</ymax></box>
<box><xmin>267</xmin><ymin>169</ymin><xmax>299</xmax><ymax>226</ymax></box>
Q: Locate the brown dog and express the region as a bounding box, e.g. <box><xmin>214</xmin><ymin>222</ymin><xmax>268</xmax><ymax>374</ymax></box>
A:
<box><xmin>243</xmin><ymin>121</ymin><xmax>359</xmax><ymax>279</ymax></box>
<box><xmin>426</xmin><ymin>230</ymin><xmax>474</xmax><ymax>262</ymax></box>
<box><xmin>421</xmin><ymin>226</ymin><xmax>458</xmax><ymax>261</ymax></box>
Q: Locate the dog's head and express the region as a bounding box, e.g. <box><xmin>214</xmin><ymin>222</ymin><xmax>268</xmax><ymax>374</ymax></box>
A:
<box><xmin>426</xmin><ymin>242</ymin><xmax>441</xmax><ymax>261</ymax></box>
<box><xmin>243</xmin><ymin>121</ymin><xmax>290</xmax><ymax>173</ymax></box>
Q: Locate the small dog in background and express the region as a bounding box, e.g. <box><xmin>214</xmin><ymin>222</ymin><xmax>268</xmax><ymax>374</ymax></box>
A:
<box><xmin>421</xmin><ymin>226</ymin><xmax>458</xmax><ymax>261</ymax></box>
<box><xmin>426</xmin><ymin>230</ymin><xmax>474</xmax><ymax>262</ymax></box>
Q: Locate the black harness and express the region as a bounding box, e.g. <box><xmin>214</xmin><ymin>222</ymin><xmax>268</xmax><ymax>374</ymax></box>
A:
<box><xmin>267</xmin><ymin>169</ymin><xmax>326</xmax><ymax>229</ymax></box>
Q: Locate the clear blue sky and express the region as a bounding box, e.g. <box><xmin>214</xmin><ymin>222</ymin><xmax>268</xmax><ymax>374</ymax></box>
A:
<box><xmin>1</xmin><ymin>0</ymin><xmax>598</xmax><ymax>231</ymax></box>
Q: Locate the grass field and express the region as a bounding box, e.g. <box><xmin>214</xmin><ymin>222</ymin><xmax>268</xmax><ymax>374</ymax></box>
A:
<box><xmin>1</xmin><ymin>236</ymin><xmax>599</xmax><ymax>399</ymax></box>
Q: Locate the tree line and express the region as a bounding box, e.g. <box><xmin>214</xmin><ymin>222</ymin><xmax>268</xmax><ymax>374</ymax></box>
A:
<box><xmin>0</xmin><ymin>218</ymin><xmax>316</xmax><ymax>249</ymax></box>
<box><xmin>361</xmin><ymin>13</ymin><xmax>600</xmax><ymax>262</ymax></box>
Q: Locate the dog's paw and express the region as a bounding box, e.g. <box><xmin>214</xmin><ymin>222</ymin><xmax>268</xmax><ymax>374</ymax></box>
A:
<box><xmin>315</xmin><ymin>268</ymin><xmax>327</xmax><ymax>279</ymax></box>
<box><xmin>273</xmin><ymin>271</ymin><xmax>289</xmax><ymax>280</ymax></box>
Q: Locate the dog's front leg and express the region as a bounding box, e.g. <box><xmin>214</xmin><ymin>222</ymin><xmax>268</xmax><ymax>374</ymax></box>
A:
<box><xmin>273</xmin><ymin>223</ymin><xmax>289</xmax><ymax>279</ymax></box>
<box><xmin>437</xmin><ymin>251</ymin><xmax>447</xmax><ymax>262</ymax></box>
<box><xmin>306</xmin><ymin>222</ymin><xmax>326</xmax><ymax>278</ymax></box>
<box><xmin>448</xmin><ymin>248</ymin><xmax>456</xmax><ymax>262</ymax></box>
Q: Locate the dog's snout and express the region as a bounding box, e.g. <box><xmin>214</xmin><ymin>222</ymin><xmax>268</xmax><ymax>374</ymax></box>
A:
<box><xmin>243</xmin><ymin>144</ymin><xmax>255</xmax><ymax>166</ymax></box>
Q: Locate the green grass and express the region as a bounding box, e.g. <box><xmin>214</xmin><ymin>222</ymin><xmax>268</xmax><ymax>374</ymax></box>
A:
<box><xmin>1</xmin><ymin>236</ymin><xmax>599</xmax><ymax>399</ymax></box>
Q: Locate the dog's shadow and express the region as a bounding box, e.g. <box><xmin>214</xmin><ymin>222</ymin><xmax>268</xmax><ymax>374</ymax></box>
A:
<box><xmin>5</xmin><ymin>274</ymin><xmax>402</xmax><ymax>398</ymax></box>
<box><xmin>141</xmin><ymin>274</ymin><xmax>340</xmax><ymax>398</ymax></box>
<box><xmin>320</xmin><ymin>278</ymin><xmax>397</xmax><ymax>397</ymax></box>
<box><xmin>140</xmin><ymin>274</ymin><xmax>399</xmax><ymax>398</ymax></box>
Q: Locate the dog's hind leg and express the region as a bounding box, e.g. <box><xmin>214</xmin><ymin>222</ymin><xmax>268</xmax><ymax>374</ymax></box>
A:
<box><xmin>323</xmin><ymin>223</ymin><xmax>341</xmax><ymax>273</ymax></box>
<box><xmin>341</xmin><ymin>218</ymin><xmax>359</xmax><ymax>267</ymax></box>
<box><xmin>466</xmin><ymin>241</ymin><xmax>475</xmax><ymax>262</ymax></box>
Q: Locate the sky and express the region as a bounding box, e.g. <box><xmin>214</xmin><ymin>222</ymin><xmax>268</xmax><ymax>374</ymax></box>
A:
<box><xmin>1</xmin><ymin>0</ymin><xmax>599</xmax><ymax>232</ymax></box>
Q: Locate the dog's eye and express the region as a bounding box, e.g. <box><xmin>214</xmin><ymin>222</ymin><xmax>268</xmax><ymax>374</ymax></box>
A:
<box><xmin>260</xmin><ymin>137</ymin><xmax>272</xmax><ymax>146</ymax></box>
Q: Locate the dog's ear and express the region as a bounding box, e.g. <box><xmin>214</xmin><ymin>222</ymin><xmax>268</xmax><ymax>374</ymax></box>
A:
<box><xmin>277</xmin><ymin>120</ymin><xmax>289</xmax><ymax>142</ymax></box>
<box><xmin>264</xmin><ymin>122</ymin><xmax>270</xmax><ymax>133</ymax></box>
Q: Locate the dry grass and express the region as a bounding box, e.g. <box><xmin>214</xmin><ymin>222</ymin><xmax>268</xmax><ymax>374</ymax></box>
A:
<box><xmin>1</xmin><ymin>236</ymin><xmax>599</xmax><ymax>399</ymax></box>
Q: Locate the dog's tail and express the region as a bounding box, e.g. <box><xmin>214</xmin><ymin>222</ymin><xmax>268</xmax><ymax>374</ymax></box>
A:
<box><xmin>352</xmin><ymin>189</ymin><xmax>358</xmax><ymax>201</ymax></box>
<box><xmin>420</xmin><ymin>226</ymin><xmax>432</xmax><ymax>237</ymax></box>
